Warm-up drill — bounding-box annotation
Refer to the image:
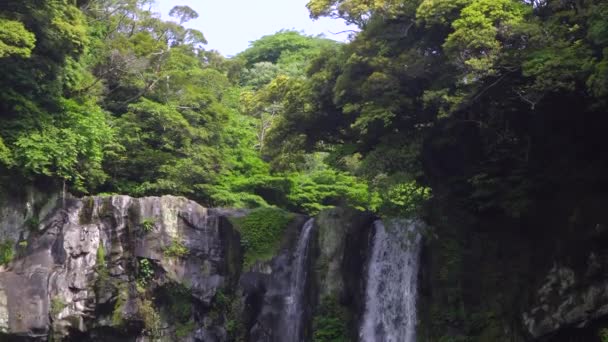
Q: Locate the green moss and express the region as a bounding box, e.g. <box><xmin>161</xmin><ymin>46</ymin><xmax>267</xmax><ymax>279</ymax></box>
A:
<box><xmin>112</xmin><ymin>284</ymin><xmax>128</xmax><ymax>327</ymax></box>
<box><xmin>0</xmin><ymin>240</ymin><xmax>14</xmax><ymax>265</ymax></box>
<box><xmin>95</xmin><ymin>243</ymin><xmax>114</xmax><ymax>300</ymax></box>
<box><xmin>163</xmin><ymin>239</ymin><xmax>189</xmax><ymax>258</ymax></box>
<box><xmin>96</xmin><ymin>243</ymin><xmax>106</xmax><ymax>266</ymax></box>
<box><xmin>229</xmin><ymin>207</ymin><xmax>294</xmax><ymax>268</ymax></box>
<box><xmin>50</xmin><ymin>296</ymin><xmax>67</xmax><ymax>317</ymax></box>
<box><xmin>313</xmin><ymin>296</ymin><xmax>349</xmax><ymax>342</ymax></box>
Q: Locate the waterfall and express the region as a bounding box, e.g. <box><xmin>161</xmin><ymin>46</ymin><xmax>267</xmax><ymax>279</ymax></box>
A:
<box><xmin>360</xmin><ymin>219</ymin><xmax>423</xmax><ymax>342</ymax></box>
<box><xmin>283</xmin><ymin>218</ymin><xmax>315</xmax><ymax>342</ymax></box>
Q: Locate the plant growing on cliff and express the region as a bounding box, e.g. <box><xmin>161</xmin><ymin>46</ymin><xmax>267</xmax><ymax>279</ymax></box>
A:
<box><xmin>25</xmin><ymin>216</ymin><xmax>40</xmax><ymax>231</ymax></box>
<box><xmin>313</xmin><ymin>296</ymin><xmax>349</xmax><ymax>342</ymax></box>
<box><xmin>0</xmin><ymin>240</ymin><xmax>14</xmax><ymax>266</ymax></box>
<box><xmin>163</xmin><ymin>239</ymin><xmax>189</xmax><ymax>258</ymax></box>
<box><xmin>137</xmin><ymin>258</ymin><xmax>154</xmax><ymax>285</ymax></box>
<box><xmin>112</xmin><ymin>284</ymin><xmax>129</xmax><ymax>327</ymax></box>
<box><xmin>229</xmin><ymin>207</ymin><xmax>294</xmax><ymax>268</ymax></box>
<box><xmin>156</xmin><ymin>282</ymin><xmax>195</xmax><ymax>337</ymax></box>
<box><xmin>140</xmin><ymin>218</ymin><xmax>155</xmax><ymax>233</ymax></box>
<box><xmin>600</xmin><ymin>328</ymin><xmax>608</xmax><ymax>342</ymax></box>
<box><xmin>50</xmin><ymin>297</ymin><xmax>67</xmax><ymax>317</ymax></box>
<box><xmin>138</xmin><ymin>298</ymin><xmax>161</xmax><ymax>337</ymax></box>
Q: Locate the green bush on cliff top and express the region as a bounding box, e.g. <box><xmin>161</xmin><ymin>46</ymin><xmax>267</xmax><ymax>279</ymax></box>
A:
<box><xmin>230</xmin><ymin>207</ymin><xmax>294</xmax><ymax>268</ymax></box>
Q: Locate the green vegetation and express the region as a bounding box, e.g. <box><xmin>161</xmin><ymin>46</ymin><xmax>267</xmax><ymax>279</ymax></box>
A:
<box><xmin>140</xmin><ymin>218</ymin><xmax>155</xmax><ymax>233</ymax></box>
<box><xmin>96</xmin><ymin>243</ymin><xmax>106</xmax><ymax>267</ymax></box>
<box><xmin>137</xmin><ymin>259</ymin><xmax>154</xmax><ymax>285</ymax></box>
<box><xmin>207</xmin><ymin>289</ymin><xmax>245</xmax><ymax>341</ymax></box>
<box><xmin>50</xmin><ymin>297</ymin><xmax>67</xmax><ymax>317</ymax></box>
<box><xmin>156</xmin><ymin>282</ymin><xmax>195</xmax><ymax>338</ymax></box>
<box><xmin>0</xmin><ymin>240</ymin><xmax>14</xmax><ymax>266</ymax></box>
<box><xmin>230</xmin><ymin>207</ymin><xmax>294</xmax><ymax>267</ymax></box>
<box><xmin>0</xmin><ymin>0</ymin><xmax>428</xmax><ymax>217</ymax></box>
<box><xmin>600</xmin><ymin>328</ymin><xmax>608</xmax><ymax>342</ymax></box>
<box><xmin>25</xmin><ymin>216</ymin><xmax>40</xmax><ymax>231</ymax></box>
<box><xmin>112</xmin><ymin>284</ymin><xmax>128</xmax><ymax>327</ymax></box>
<box><xmin>1</xmin><ymin>0</ymin><xmax>607</xmax><ymax>339</ymax></box>
<box><xmin>95</xmin><ymin>243</ymin><xmax>112</xmax><ymax>299</ymax></box>
<box><xmin>138</xmin><ymin>298</ymin><xmax>161</xmax><ymax>337</ymax></box>
<box><xmin>163</xmin><ymin>239</ymin><xmax>189</xmax><ymax>258</ymax></box>
<box><xmin>313</xmin><ymin>296</ymin><xmax>349</xmax><ymax>342</ymax></box>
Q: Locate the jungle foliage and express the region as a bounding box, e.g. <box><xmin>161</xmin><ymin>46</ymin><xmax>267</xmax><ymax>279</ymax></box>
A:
<box><xmin>0</xmin><ymin>0</ymin><xmax>606</xmax><ymax>221</ymax></box>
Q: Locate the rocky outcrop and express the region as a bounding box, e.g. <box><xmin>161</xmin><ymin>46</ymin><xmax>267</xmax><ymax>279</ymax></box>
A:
<box><xmin>313</xmin><ymin>207</ymin><xmax>375</xmax><ymax>341</ymax></box>
<box><xmin>0</xmin><ymin>194</ymin><xmax>244</xmax><ymax>341</ymax></box>
<box><xmin>238</xmin><ymin>215</ymin><xmax>309</xmax><ymax>342</ymax></box>
<box><xmin>0</xmin><ymin>190</ymin><xmax>400</xmax><ymax>342</ymax></box>
<box><xmin>523</xmin><ymin>255</ymin><xmax>608</xmax><ymax>339</ymax></box>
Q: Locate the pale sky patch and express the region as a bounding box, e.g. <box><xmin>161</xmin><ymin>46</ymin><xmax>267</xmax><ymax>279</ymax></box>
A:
<box><xmin>153</xmin><ymin>0</ymin><xmax>357</xmax><ymax>56</ymax></box>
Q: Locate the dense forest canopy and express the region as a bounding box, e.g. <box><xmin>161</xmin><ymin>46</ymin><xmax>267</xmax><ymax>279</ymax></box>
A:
<box><xmin>0</xmin><ymin>0</ymin><xmax>606</xmax><ymax>219</ymax></box>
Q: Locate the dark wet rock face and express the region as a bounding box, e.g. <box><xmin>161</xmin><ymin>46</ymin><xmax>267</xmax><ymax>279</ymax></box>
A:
<box><xmin>239</xmin><ymin>215</ymin><xmax>310</xmax><ymax>342</ymax></box>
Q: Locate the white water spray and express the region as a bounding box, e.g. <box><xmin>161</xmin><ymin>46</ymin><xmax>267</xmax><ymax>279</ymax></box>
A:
<box><xmin>360</xmin><ymin>219</ymin><xmax>423</xmax><ymax>342</ymax></box>
<box><xmin>284</xmin><ymin>218</ymin><xmax>315</xmax><ymax>341</ymax></box>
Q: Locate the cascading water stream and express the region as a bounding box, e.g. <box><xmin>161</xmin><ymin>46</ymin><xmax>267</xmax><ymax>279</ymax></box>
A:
<box><xmin>360</xmin><ymin>219</ymin><xmax>423</xmax><ymax>342</ymax></box>
<box><xmin>282</xmin><ymin>218</ymin><xmax>315</xmax><ymax>342</ymax></box>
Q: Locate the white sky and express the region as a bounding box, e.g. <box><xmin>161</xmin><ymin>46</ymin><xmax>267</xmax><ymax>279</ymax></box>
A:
<box><xmin>153</xmin><ymin>0</ymin><xmax>357</xmax><ymax>56</ymax></box>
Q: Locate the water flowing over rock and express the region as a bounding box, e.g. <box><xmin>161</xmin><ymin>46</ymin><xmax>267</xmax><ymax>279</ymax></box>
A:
<box><xmin>360</xmin><ymin>219</ymin><xmax>423</xmax><ymax>342</ymax></box>
<box><xmin>282</xmin><ymin>218</ymin><xmax>315</xmax><ymax>341</ymax></box>
<box><xmin>243</xmin><ymin>216</ymin><xmax>315</xmax><ymax>342</ymax></box>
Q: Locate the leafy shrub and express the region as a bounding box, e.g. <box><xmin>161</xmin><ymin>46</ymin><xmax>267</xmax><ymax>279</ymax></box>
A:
<box><xmin>141</xmin><ymin>218</ymin><xmax>155</xmax><ymax>233</ymax></box>
<box><xmin>163</xmin><ymin>239</ymin><xmax>189</xmax><ymax>258</ymax></box>
<box><xmin>375</xmin><ymin>177</ymin><xmax>432</xmax><ymax>217</ymax></box>
<box><xmin>229</xmin><ymin>207</ymin><xmax>294</xmax><ymax>267</ymax></box>
<box><xmin>138</xmin><ymin>258</ymin><xmax>154</xmax><ymax>285</ymax></box>
<box><xmin>286</xmin><ymin>169</ymin><xmax>376</xmax><ymax>215</ymax></box>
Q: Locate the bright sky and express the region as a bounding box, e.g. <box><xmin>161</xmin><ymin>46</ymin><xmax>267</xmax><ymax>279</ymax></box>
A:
<box><xmin>153</xmin><ymin>0</ymin><xmax>357</xmax><ymax>57</ymax></box>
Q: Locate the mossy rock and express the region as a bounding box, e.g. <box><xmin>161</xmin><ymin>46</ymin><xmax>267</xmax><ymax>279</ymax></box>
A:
<box><xmin>229</xmin><ymin>207</ymin><xmax>294</xmax><ymax>268</ymax></box>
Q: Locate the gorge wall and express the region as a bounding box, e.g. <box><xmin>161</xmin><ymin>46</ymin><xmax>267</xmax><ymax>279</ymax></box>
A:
<box><xmin>0</xmin><ymin>186</ymin><xmax>608</xmax><ymax>341</ymax></box>
<box><xmin>0</xmin><ymin>189</ymin><xmax>376</xmax><ymax>342</ymax></box>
